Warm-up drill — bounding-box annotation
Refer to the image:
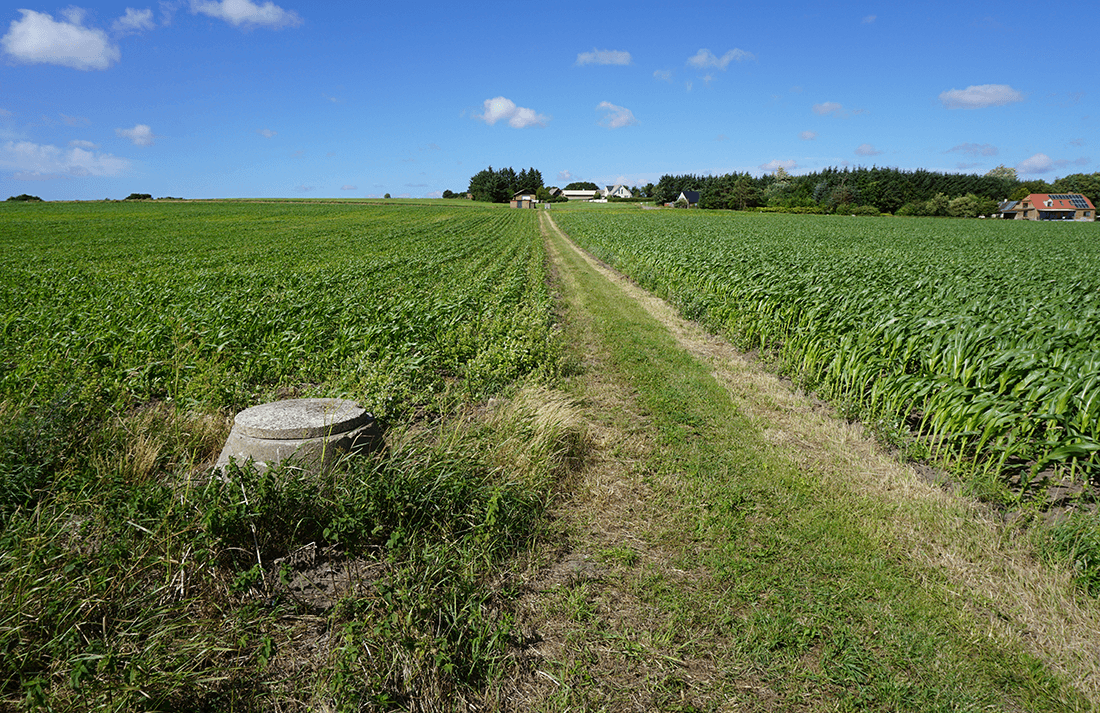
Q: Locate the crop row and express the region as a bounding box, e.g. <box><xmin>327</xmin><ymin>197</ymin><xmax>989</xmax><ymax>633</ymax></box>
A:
<box><xmin>555</xmin><ymin>209</ymin><xmax>1100</xmax><ymax>484</ymax></box>
<box><xmin>0</xmin><ymin>201</ymin><xmax>556</xmax><ymax>419</ymax></box>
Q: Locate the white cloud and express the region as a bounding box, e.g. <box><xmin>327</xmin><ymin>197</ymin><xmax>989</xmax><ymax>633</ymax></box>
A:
<box><xmin>597</xmin><ymin>101</ymin><xmax>637</xmax><ymax>129</ymax></box>
<box><xmin>1016</xmin><ymin>153</ymin><xmax>1089</xmax><ymax>175</ymax></box>
<box><xmin>800</xmin><ymin>131</ymin><xmax>817</xmax><ymax>140</ymax></box>
<box><xmin>1018</xmin><ymin>153</ymin><xmax>1053</xmax><ymax>174</ymax></box>
<box><xmin>116</xmin><ymin>124</ymin><xmax>155</xmax><ymax>146</ymax></box>
<box><xmin>687</xmin><ymin>48</ymin><xmax>753</xmax><ymax>70</ymax></box>
<box><xmin>576</xmin><ymin>48</ymin><xmax>631</xmax><ymax>66</ymax></box>
<box><xmin>257</xmin><ymin>128</ymin><xmax>277</xmax><ymax>138</ymax></box>
<box><xmin>0</xmin><ymin>108</ymin><xmax>12</xmax><ymax>118</ymax></box>
<box><xmin>60</xmin><ymin>113</ymin><xmax>90</xmax><ymax>126</ymax></box>
<box><xmin>295</xmin><ymin>184</ymin><xmax>313</xmax><ymax>192</ymax></box>
<box><xmin>813</xmin><ymin>101</ymin><xmax>844</xmax><ymax>116</ymax></box>
<box><xmin>557</xmin><ymin>170</ymin><xmax>572</xmax><ymax>183</ymax></box>
<box><xmin>69</xmin><ymin>139</ymin><xmax>99</xmax><ymax>148</ymax></box>
<box><xmin>1</xmin><ymin>140</ymin><xmax>131</xmax><ymax>178</ymax></box>
<box><xmin>855</xmin><ymin>143</ymin><xmax>883</xmax><ymax>156</ymax></box>
<box><xmin>113</xmin><ymin>8</ymin><xmax>155</xmax><ymax>35</ymax></box>
<box><xmin>475</xmin><ymin>96</ymin><xmax>549</xmax><ymax>128</ymax></box>
<box><xmin>760</xmin><ymin>159</ymin><xmax>797</xmax><ymax>172</ymax></box>
<box><xmin>654</xmin><ymin>69</ymin><xmax>672</xmax><ymax>82</ymax></box>
<box><xmin>862</xmin><ymin>15</ymin><xmax>876</xmax><ymax>23</ymax></box>
<box><xmin>939</xmin><ymin>84</ymin><xmax>1024</xmax><ymax>109</ymax></box>
<box><xmin>190</xmin><ymin>0</ymin><xmax>302</xmax><ymax>29</ymax></box>
<box><xmin>948</xmin><ymin>142</ymin><xmax>998</xmax><ymax>156</ymax></box>
<box><xmin>341</xmin><ymin>184</ymin><xmax>357</xmax><ymax>190</ymax></box>
<box><xmin>1</xmin><ymin>9</ymin><xmax>120</xmax><ymax>70</ymax></box>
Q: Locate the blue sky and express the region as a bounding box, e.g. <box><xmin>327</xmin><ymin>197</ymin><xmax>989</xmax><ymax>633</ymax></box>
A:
<box><xmin>1</xmin><ymin>0</ymin><xmax>1096</xmax><ymax>200</ymax></box>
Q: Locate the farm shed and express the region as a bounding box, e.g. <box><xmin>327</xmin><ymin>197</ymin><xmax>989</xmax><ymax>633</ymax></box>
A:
<box><xmin>998</xmin><ymin>193</ymin><xmax>1095</xmax><ymax>221</ymax></box>
<box><xmin>561</xmin><ymin>189</ymin><xmax>602</xmax><ymax>201</ymax></box>
<box><xmin>510</xmin><ymin>188</ymin><xmax>538</xmax><ymax>209</ymax></box>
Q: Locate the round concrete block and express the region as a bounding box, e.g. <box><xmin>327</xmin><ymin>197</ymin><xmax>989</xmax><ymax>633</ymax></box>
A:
<box><xmin>215</xmin><ymin>398</ymin><xmax>380</xmax><ymax>474</ymax></box>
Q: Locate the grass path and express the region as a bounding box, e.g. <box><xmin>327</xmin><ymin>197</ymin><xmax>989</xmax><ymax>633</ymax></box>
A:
<box><xmin>493</xmin><ymin>212</ymin><xmax>1100</xmax><ymax>711</ymax></box>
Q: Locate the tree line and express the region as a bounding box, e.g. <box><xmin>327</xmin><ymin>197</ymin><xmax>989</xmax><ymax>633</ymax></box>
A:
<box><xmin>651</xmin><ymin>166</ymin><xmax>1100</xmax><ymax>217</ymax></box>
<box><xmin>454</xmin><ymin>164</ymin><xmax>1100</xmax><ymax>216</ymax></box>
<box><xmin>460</xmin><ymin>166</ymin><xmax>545</xmax><ymax>203</ymax></box>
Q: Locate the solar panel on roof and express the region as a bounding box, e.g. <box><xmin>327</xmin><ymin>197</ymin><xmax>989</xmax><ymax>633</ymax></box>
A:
<box><xmin>1048</xmin><ymin>194</ymin><xmax>1089</xmax><ymax>209</ymax></box>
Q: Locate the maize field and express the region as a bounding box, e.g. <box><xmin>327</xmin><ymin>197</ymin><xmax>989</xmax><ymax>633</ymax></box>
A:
<box><xmin>556</xmin><ymin>208</ymin><xmax>1100</xmax><ymax>486</ymax></box>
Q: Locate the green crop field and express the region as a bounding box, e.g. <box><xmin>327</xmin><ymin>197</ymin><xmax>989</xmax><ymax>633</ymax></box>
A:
<box><xmin>0</xmin><ymin>200</ymin><xmax>577</xmax><ymax>709</ymax></box>
<box><xmin>4</xmin><ymin>200</ymin><xmax>1099</xmax><ymax>709</ymax></box>
<box><xmin>555</xmin><ymin>208</ymin><xmax>1100</xmax><ymax>492</ymax></box>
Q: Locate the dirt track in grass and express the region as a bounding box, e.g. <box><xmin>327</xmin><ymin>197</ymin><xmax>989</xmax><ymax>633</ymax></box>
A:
<box><xmin>494</xmin><ymin>211</ymin><xmax>1100</xmax><ymax>709</ymax></box>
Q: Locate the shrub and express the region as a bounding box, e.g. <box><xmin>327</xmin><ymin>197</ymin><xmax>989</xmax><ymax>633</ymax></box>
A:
<box><xmin>6</xmin><ymin>194</ymin><xmax>43</xmax><ymax>202</ymax></box>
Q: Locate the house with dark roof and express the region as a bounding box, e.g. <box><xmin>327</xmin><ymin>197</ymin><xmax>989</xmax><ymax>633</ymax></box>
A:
<box><xmin>998</xmin><ymin>193</ymin><xmax>1095</xmax><ymax>221</ymax></box>
<box><xmin>676</xmin><ymin>190</ymin><xmax>700</xmax><ymax>207</ymax></box>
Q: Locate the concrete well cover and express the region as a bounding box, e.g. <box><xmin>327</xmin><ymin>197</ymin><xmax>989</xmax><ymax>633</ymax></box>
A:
<box><xmin>233</xmin><ymin>398</ymin><xmax>371</xmax><ymax>440</ymax></box>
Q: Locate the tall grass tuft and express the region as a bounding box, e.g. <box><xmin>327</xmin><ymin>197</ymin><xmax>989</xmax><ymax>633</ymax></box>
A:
<box><xmin>0</xmin><ymin>385</ymin><xmax>587</xmax><ymax>710</ymax></box>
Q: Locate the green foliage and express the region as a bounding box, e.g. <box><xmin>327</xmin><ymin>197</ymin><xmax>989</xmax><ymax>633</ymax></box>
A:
<box><xmin>124</xmin><ymin>193</ymin><xmax>152</xmax><ymax>201</ymax></box>
<box><xmin>468</xmin><ymin>166</ymin><xmax>544</xmax><ymax>203</ymax></box>
<box><xmin>6</xmin><ymin>194</ymin><xmax>43</xmax><ymax>202</ymax></box>
<box><xmin>0</xmin><ymin>389</ymin><xmax>90</xmax><ymax>528</ymax></box>
<box><xmin>655</xmin><ymin>166</ymin><xmax>1022</xmax><ymax>214</ymax></box>
<box><xmin>0</xmin><ymin>201</ymin><xmax>575</xmax><ymax>709</ymax></box>
<box><xmin>1045</xmin><ymin>512</ymin><xmax>1100</xmax><ymax>595</ymax></box>
<box><xmin>1010</xmin><ymin>180</ymin><xmax>1054</xmax><ymax>201</ymax></box>
<box><xmin>564</xmin><ymin>181</ymin><xmax>599</xmax><ymax>191</ymax></box>
<box><xmin>0</xmin><ymin>202</ymin><xmax>559</xmax><ymax>419</ymax></box>
<box><xmin>556</xmin><ymin>210</ymin><xmax>1100</xmax><ymax>486</ymax></box>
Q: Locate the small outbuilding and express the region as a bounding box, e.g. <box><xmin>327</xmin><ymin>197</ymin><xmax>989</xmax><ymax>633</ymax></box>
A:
<box><xmin>510</xmin><ymin>188</ymin><xmax>538</xmax><ymax>209</ymax></box>
<box><xmin>676</xmin><ymin>190</ymin><xmax>700</xmax><ymax>207</ymax></box>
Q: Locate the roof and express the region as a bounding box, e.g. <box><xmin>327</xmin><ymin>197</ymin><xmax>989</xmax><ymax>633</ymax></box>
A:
<box><xmin>678</xmin><ymin>190</ymin><xmax>701</xmax><ymax>203</ymax></box>
<box><xmin>1023</xmin><ymin>193</ymin><xmax>1095</xmax><ymax>211</ymax></box>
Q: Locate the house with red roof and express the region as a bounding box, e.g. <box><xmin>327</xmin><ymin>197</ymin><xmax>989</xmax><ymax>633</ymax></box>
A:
<box><xmin>997</xmin><ymin>193</ymin><xmax>1095</xmax><ymax>221</ymax></box>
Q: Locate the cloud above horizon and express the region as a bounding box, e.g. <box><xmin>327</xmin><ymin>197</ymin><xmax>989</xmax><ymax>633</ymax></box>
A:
<box><xmin>1</xmin><ymin>139</ymin><xmax>131</xmax><ymax>178</ymax></box>
<box><xmin>116</xmin><ymin>124</ymin><xmax>156</xmax><ymax>146</ymax></box>
<box><xmin>813</xmin><ymin>101</ymin><xmax>844</xmax><ymax>116</ymax></box>
<box><xmin>855</xmin><ymin>143</ymin><xmax>884</xmax><ymax>156</ymax></box>
<box><xmin>1016</xmin><ymin>152</ymin><xmax>1089</xmax><ymax>175</ymax></box>
<box><xmin>576</xmin><ymin>48</ymin><xmax>631</xmax><ymax>66</ymax></box>
<box><xmin>939</xmin><ymin>84</ymin><xmax>1024</xmax><ymax>109</ymax></box>
<box><xmin>597</xmin><ymin>101</ymin><xmax>637</xmax><ymax>129</ymax></box>
<box><xmin>190</xmin><ymin>0</ymin><xmax>303</xmax><ymax>29</ymax></box>
<box><xmin>1</xmin><ymin>9</ymin><xmax>120</xmax><ymax>70</ymax></box>
<box><xmin>687</xmin><ymin>48</ymin><xmax>753</xmax><ymax>70</ymax></box>
<box><xmin>800</xmin><ymin>130</ymin><xmax>817</xmax><ymax>140</ymax></box>
<box><xmin>948</xmin><ymin>142</ymin><xmax>998</xmax><ymax>156</ymax></box>
<box><xmin>760</xmin><ymin>158</ymin><xmax>797</xmax><ymax>172</ymax></box>
<box><xmin>113</xmin><ymin>8</ymin><xmax>155</xmax><ymax>36</ymax></box>
<box><xmin>476</xmin><ymin>96</ymin><xmax>549</xmax><ymax>128</ymax></box>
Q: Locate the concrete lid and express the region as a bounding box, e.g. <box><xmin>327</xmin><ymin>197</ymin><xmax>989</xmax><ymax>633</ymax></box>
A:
<box><xmin>233</xmin><ymin>398</ymin><xmax>372</xmax><ymax>440</ymax></box>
